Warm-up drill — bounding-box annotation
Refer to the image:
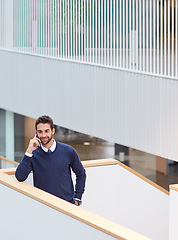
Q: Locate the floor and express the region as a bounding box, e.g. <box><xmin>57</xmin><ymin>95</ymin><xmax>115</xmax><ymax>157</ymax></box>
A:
<box><xmin>54</xmin><ymin>127</ymin><xmax>178</xmax><ymax>192</ymax></box>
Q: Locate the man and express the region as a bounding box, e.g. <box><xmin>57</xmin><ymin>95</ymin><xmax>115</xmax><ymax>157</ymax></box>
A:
<box><xmin>15</xmin><ymin>115</ymin><xmax>86</xmax><ymax>206</ymax></box>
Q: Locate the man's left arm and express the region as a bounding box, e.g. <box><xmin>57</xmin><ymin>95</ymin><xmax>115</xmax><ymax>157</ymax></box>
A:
<box><xmin>71</xmin><ymin>149</ymin><xmax>86</xmax><ymax>204</ymax></box>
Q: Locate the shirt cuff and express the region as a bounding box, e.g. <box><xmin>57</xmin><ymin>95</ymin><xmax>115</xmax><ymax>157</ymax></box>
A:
<box><xmin>74</xmin><ymin>193</ymin><xmax>82</xmax><ymax>200</ymax></box>
<box><xmin>25</xmin><ymin>152</ymin><xmax>33</xmax><ymax>157</ymax></box>
<box><xmin>74</xmin><ymin>198</ymin><xmax>81</xmax><ymax>201</ymax></box>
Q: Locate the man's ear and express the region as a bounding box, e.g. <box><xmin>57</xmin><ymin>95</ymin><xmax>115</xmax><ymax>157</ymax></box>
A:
<box><xmin>52</xmin><ymin>128</ymin><xmax>55</xmax><ymax>135</ymax></box>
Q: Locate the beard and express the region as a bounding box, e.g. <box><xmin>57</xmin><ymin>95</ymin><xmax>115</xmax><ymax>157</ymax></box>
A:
<box><xmin>40</xmin><ymin>135</ymin><xmax>53</xmax><ymax>146</ymax></box>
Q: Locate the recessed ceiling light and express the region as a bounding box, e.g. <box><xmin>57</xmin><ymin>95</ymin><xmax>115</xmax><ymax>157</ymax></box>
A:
<box><xmin>89</xmin><ymin>136</ymin><xmax>94</xmax><ymax>138</ymax></box>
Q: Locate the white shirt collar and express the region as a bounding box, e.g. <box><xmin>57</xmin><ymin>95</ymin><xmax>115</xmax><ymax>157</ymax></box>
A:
<box><xmin>41</xmin><ymin>139</ymin><xmax>56</xmax><ymax>152</ymax></box>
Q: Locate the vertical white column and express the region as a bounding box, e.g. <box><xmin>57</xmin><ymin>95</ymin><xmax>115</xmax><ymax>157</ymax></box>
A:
<box><xmin>101</xmin><ymin>0</ymin><xmax>103</xmax><ymax>65</ymax></box>
<box><xmin>58</xmin><ymin>0</ymin><xmax>59</xmax><ymax>57</ymax></box>
<box><xmin>123</xmin><ymin>0</ymin><xmax>125</xmax><ymax>68</ymax></box>
<box><xmin>132</xmin><ymin>0</ymin><xmax>135</xmax><ymax>69</ymax></box>
<box><xmin>33</xmin><ymin>0</ymin><xmax>36</xmax><ymax>53</ymax></box>
<box><xmin>126</xmin><ymin>0</ymin><xmax>129</xmax><ymax>68</ymax></box>
<box><xmin>26</xmin><ymin>0</ymin><xmax>28</xmax><ymax>52</ymax></box>
<box><xmin>87</xmin><ymin>0</ymin><xmax>89</xmax><ymax>62</ymax></box>
<box><xmin>153</xmin><ymin>0</ymin><xmax>156</xmax><ymax>73</ymax></box>
<box><xmin>68</xmin><ymin>0</ymin><xmax>70</xmax><ymax>59</ymax></box>
<box><xmin>143</xmin><ymin>0</ymin><xmax>145</xmax><ymax>71</ymax></box>
<box><xmin>63</xmin><ymin>0</ymin><xmax>65</xmax><ymax>58</ymax></box>
<box><xmin>104</xmin><ymin>0</ymin><xmax>106</xmax><ymax>65</ymax></box>
<box><xmin>4</xmin><ymin>0</ymin><xmax>13</xmax><ymax>49</ymax></box>
<box><xmin>55</xmin><ymin>0</ymin><xmax>57</xmax><ymax>57</ymax></box>
<box><xmin>154</xmin><ymin>0</ymin><xmax>157</xmax><ymax>73</ymax></box>
<box><xmin>107</xmin><ymin>0</ymin><xmax>109</xmax><ymax>65</ymax></box>
<box><xmin>65</xmin><ymin>0</ymin><xmax>67</xmax><ymax>58</ymax></box>
<box><xmin>47</xmin><ymin>0</ymin><xmax>49</xmax><ymax>55</ymax></box>
<box><xmin>110</xmin><ymin>0</ymin><xmax>113</xmax><ymax>66</ymax></box>
<box><xmin>129</xmin><ymin>0</ymin><xmax>131</xmax><ymax>69</ymax></box>
<box><xmin>5</xmin><ymin>110</ymin><xmax>14</xmax><ymax>167</ymax></box>
<box><xmin>42</xmin><ymin>0</ymin><xmax>45</xmax><ymax>55</ymax></box>
<box><xmin>146</xmin><ymin>0</ymin><xmax>148</xmax><ymax>72</ymax></box>
<box><xmin>161</xmin><ymin>0</ymin><xmax>163</xmax><ymax>74</ymax></box>
<box><xmin>120</xmin><ymin>0</ymin><xmax>123</xmax><ymax>68</ymax></box>
<box><xmin>73</xmin><ymin>0</ymin><xmax>75</xmax><ymax>60</ymax></box>
<box><xmin>168</xmin><ymin>0</ymin><xmax>170</xmax><ymax>76</ymax></box>
<box><xmin>92</xmin><ymin>0</ymin><xmax>94</xmax><ymax>63</ymax></box>
<box><xmin>61</xmin><ymin>0</ymin><xmax>63</xmax><ymax>57</ymax></box>
<box><xmin>171</xmin><ymin>0</ymin><xmax>174</xmax><ymax>77</ymax></box>
<box><xmin>84</xmin><ymin>0</ymin><xmax>86</xmax><ymax>61</ymax></box>
<box><xmin>81</xmin><ymin>0</ymin><xmax>83</xmax><ymax>61</ymax></box>
<box><xmin>40</xmin><ymin>0</ymin><xmax>42</xmax><ymax>55</ymax></box>
<box><xmin>136</xmin><ymin>0</ymin><xmax>138</xmax><ymax>70</ymax></box>
<box><xmin>46</xmin><ymin>0</ymin><xmax>48</xmax><ymax>55</ymax></box>
<box><xmin>139</xmin><ymin>0</ymin><xmax>142</xmax><ymax>71</ymax></box>
<box><xmin>98</xmin><ymin>0</ymin><xmax>100</xmax><ymax>64</ymax></box>
<box><xmin>31</xmin><ymin>0</ymin><xmax>33</xmax><ymax>52</ymax></box>
<box><xmin>176</xmin><ymin>0</ymin><xmax>178</xmax><ymax>77</ymax></box>
<box><xmin>19</xmin><ymin>0</ymin><xmax>21</xmax><ymax>50</ymax></box>
<box><xmin>150</xmin><ymin>0</ymin><xmax>152</xmax><ymax>73</ymax></box>
<box><xmin>37</xmin><ymin>0</ymin><xmax>40</xmax><ymax>54</ymax></box>
<box><xmin>48</xmin><ymin>0</ymin><xmax>50</xmax><ymax>56</ymax></box>
<box><xmin>90</xmin><ymin>0</ymin><xmax>91</xmax><ymax>62</ymax></box>
<box><xmin>79</xmin><ymin>0</ymin><xmax>81</xmax><ymax>61</ymax></box>
<box><xmin>37</xmin><ymin>0</ymin><xmax>41</xmax><ymax>54</ymax></box>
<box><xmin>0</xmin><ymin>0</ymin><xmax>2</xmax><ymax>47</ymax></box>
<box><xmin>21</xmin><ymin>0</ymin><xmax>23</xmax><ymax>51</ymax></box>
<box><xmin>113</xmin><ymin>0</ymin><xmax>115</xmax><ymax>66</ymax></box>
<box><xmin>95</xmin><ymin>0</ymin><xmax>97</xmax><ymax>63</ymax></box>
<box><xmin>76</xmin><ymin>0</ymin><xmax>78</xmax><ymax>59</ymax></box>
<box><xmin>164</xmin><ymin>0</ymin><xmax>167</xmax><ymax>75</ymax></box>
<box><xmin>71</xmin><ymin>0</ymin><xmax>73</xmax><ymax>59</ymax></box>
<box><xmin>52</xmin><ymin>0</ymin><xmax>55</xmax><ymax>56</ymax></box>
<box><xmin>157</xmin><ymin>0</ymin><xmax>159</xmax><ymax>74</ymax></box>
<box><xmin>116</xmin><ymin>0</ymin><xmax>119</xmax><ymax>67</ymax></box>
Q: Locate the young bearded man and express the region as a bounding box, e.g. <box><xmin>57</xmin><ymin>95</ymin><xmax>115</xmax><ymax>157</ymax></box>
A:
<box><xmin>15</xmin><ymin>115</ymin><xmax>86</xmax><ymax>206</ymax></box>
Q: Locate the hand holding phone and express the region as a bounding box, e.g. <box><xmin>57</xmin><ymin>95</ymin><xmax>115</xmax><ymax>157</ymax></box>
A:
<box><xmin>26</xmin><ymin>133</ymin><xmax>41</xmax><ymax>154</ymax></box>
<box><xmin>34</xmin><ymin>132</ymin><xmax>41</xmax><ymax>147</ymax></box>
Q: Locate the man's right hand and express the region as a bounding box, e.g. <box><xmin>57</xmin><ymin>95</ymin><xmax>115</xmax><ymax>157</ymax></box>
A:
<box><xmin>26</xmin><ymin>134</ymin><xmax>41</xmax><ymax>155</ymax></box>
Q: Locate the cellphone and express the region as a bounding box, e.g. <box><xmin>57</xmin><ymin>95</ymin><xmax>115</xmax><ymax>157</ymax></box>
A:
<box><xmin>36</xmin><ymin>132</ymin><xmax>39</xmax><ymax>138</ymax></box>
<box><xmin>36</xmin><ymin>132</ymin><xmax>41</xmax><ymax>143</ymax></box>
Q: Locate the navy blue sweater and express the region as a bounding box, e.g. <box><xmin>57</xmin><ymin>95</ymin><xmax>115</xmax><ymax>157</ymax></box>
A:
<box><xmin>15</xmin><ymin>142</ymin><xmax>86</xmax><ymax>203</ymax></box>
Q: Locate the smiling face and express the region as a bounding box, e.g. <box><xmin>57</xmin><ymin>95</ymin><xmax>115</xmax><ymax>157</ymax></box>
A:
<box><xmin>36</xmin><ymin>123</ymin><xmax>55</xmax><ymax>147</ymax></box>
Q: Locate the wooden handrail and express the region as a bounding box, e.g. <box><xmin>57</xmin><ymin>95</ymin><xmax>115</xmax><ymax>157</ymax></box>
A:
<box><xmin>0</xmin><ymin>156</ymin><xmax>19</xmax><ymax>166</ymax></box>
<box><xmin>82</xmin><ymin>158</ymin><xmax>118</xmax><ymax>167</ymax></box>
<box><xmin>117</xmin><ymin>160</ymin><xmax>169</xmax><ymax>195</ymax></box>
<box><xmin>170</xmin><ymin>184</ymin><xmax>178</xmax><ymax>192</ymax></box>
<box><xmin>83</xmin><ymin>158</ymin><xmax>169</xmax><ymax>196</ymax></box>
<box><xmin>0</xmin><ymin>168</ymin><xmax>18</xmax><ymax>175</ymax></box>
<box><xmin>0</xmin><ymin>168</ymin><xmax>150</xmax><ymax>240</ymax></box>
<box><xmin>0</xmin><ymin>156</ymin><xmax>169</xmax><ymax>195</ymax></box>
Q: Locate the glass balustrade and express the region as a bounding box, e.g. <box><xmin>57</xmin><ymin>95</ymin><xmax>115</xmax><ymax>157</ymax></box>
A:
<box><xmin>0</xmin><ymin>0</ymin><xmax>177</xmax><ymax>78</ymax></box>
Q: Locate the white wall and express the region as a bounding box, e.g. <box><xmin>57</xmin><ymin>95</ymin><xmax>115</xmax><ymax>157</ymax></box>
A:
<box><xmin>0</xmin><ymin>183</ymin><xmax>117</xmax><ymax>240</ymax></box>
<box><xmin>169</xmin><ymin>188</ymin><xmax>178</xmax><ymax>240</ymax></box>
<box><xmin>1</xmin><ymin>49</ymin><xmax>178</xmax><ymax>161</ymax></box>
<box><xmin>81</xmin><ymin>164</ymin><xmax>169</xmax><ymax>240</ymax></box>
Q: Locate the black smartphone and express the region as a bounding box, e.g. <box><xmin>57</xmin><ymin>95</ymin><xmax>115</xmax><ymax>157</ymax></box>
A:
<box><xmin>36</xmin><ymin>131</ymin><xmax>39</xmax><ymax>139</ymax></box>
<box><xmin>36</xmin><ymin>132</ymin><xmax>41</xmax><ymax>146</ymax></box>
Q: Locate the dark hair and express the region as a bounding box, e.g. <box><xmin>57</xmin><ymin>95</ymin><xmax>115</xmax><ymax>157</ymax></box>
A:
<box><xmin>35</xmin><ymin>115</ymin><xmax>54</xmax><ymax>130</ymax></box>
